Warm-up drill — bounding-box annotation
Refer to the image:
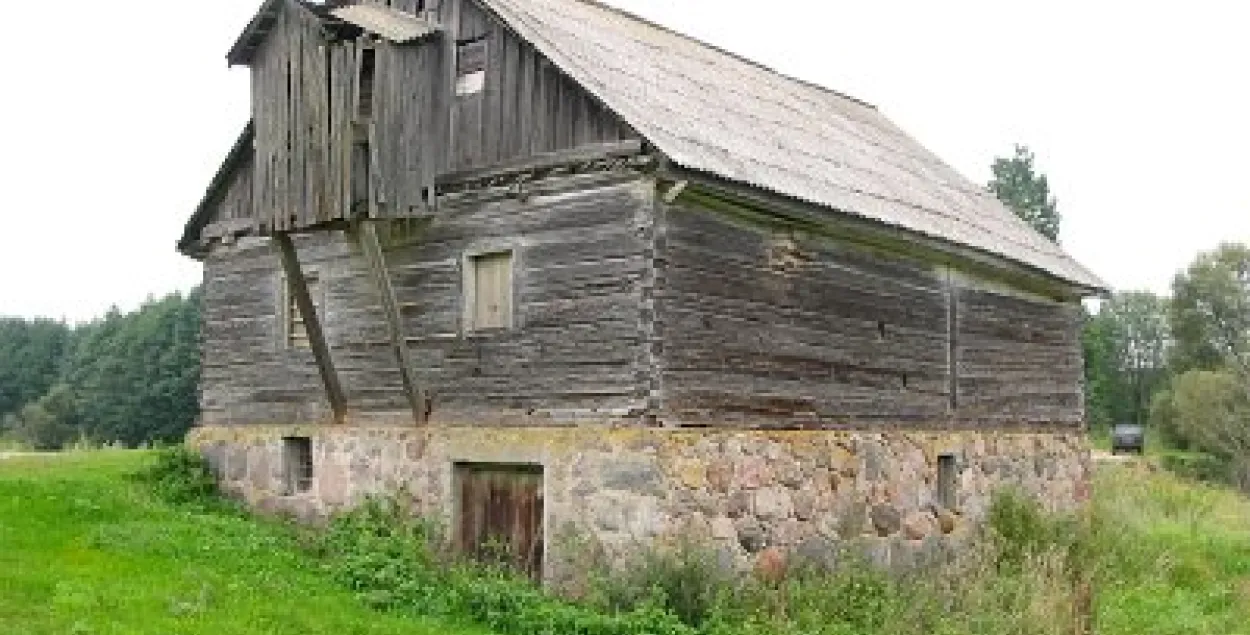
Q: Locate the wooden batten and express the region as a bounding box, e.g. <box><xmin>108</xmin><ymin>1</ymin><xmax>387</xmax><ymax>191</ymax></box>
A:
<box><xmin>273</xmin><ymin>233</ymin><xmax>348</xmax><ymax>423</ymax></box>
<box><xmin>356</xmin><ymin>220</ymin><xmax>429</xmax><ymax>425</ymax></box>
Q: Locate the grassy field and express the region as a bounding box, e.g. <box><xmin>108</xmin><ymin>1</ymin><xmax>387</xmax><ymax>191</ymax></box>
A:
<box><xmin>2</xmin><ymin>450</ymin><xmax>1249</xmax><ymax>634</ymax></box>
<box><xmin>0</xmin><ymin>451</ymin><xmax>481</xmax><ymax>635</ymax></box>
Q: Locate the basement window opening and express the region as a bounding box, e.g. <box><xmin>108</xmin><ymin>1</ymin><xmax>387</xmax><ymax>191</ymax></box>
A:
<box><xmin>455</xmin><ymin>39</ymin><xmax>488</xmax><ymax>96</ymax></box>
<box><xmin>937</xmin><ymin>453</ymin><xmax>957</xmax><ymax>510</ymax></box>
<box><xmin>455</xmin><ymin>463</ymin><xmax>544</xmax><ymax>580</ymax></box>
<box><xmin>283</xmin><ymin>436</ymin><xmax>314</xmax><ymax>495</ymax></box>
<box><xmin>465</xmin><ymin>251</ymin><xmax>513</xmax><ymax>332</ymax></box>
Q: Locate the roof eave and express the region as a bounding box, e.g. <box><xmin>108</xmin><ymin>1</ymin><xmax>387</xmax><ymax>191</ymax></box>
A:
<box><xmin>226</xmin><ymin>0</ymin><xmax>287</xmax><ymax>67</ymax></box>
<box><xmin>178</xmin><ymin>121</ymin><xmax>256</xmax><ymax>259</ymax></box>
<box><xmin>664</xmin><ymin>166</ymin><xmax>1108</xmax><ymax>299</ymax></box>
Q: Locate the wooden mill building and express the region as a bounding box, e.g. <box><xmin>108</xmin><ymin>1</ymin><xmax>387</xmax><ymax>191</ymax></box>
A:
<box><xmin>181</xmin><ymin>0</ymin><xmax>1104</xmax><ymax>578</ymax></box>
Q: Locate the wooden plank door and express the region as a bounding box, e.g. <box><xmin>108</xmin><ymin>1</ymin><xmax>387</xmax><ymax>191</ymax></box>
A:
<box><xmin>455</xmin><ymin>464</ymin><xmax>544</xmax><ymax>580</ymax></box>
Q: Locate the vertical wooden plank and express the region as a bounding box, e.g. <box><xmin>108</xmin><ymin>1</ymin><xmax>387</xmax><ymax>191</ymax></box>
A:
<box><xmin>357</xmin><ymin>220</ymin><xmax>428</xmax><ymax>424</ymax></box>
<box><xmin>947</xmin><ymin>276</ymin><xmax>959</xmax><ymax>411</ymax></box>
<box><xmin>482</xmin><ymin>24</ymin><xmax>503</xmax><ymax>165</ymax></box>
<box><xmin>516</xmin><ymin>41</ymin><xmax>534</xmax><ymax>162</ymax></box>
<box><xmin>274</xmin><ymin>233</ymin><xmax>347</xmax><ymax>423</ymax></box>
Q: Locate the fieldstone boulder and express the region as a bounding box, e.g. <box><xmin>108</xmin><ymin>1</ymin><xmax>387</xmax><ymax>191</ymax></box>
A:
<box><xmin>870</xmin><ymin>503</ymin><xmax>901</xmax><ymax>537</ymax></box>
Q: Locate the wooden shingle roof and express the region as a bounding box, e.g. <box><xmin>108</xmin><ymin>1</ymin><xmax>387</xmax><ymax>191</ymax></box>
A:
<box><xmin>482</xmin><ymin>0</ymin><xmax>1104</xmax><ymax>291</ymax></box>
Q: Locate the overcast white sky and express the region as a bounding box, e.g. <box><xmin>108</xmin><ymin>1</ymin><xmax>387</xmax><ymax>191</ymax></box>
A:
<box><xmin>1</xmin><ymin>0</ymin><xmax>1246</xmax><ymax>322</ymax></box>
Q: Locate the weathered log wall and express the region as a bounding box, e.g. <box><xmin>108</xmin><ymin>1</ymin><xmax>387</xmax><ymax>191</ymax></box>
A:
<box><xmin>199</xmin><ymin>177</ymin><xmax>652</xmax><ymax>426</ymax></box>
<box><xmin>656</xmin><ymin>200</ymin><xmax>1083</xmax><ymax>429</ymax></box>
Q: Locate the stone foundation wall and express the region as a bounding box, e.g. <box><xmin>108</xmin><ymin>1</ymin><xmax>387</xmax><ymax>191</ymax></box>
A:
<box><xmin>189</xmin><ymin>424</ymin><xmax>1089</xmax><ymax>578</ymax></box>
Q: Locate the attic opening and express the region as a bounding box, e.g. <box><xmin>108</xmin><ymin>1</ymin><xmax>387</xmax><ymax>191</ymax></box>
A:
<box><xmin>455</xmin><ymin>38</ymin><xmax>488</xmax><ymax>96</ymax></box>
<box><xmin>358</xmin><ymin>47</ymin><xmax>377</xmax><ymax>120</ymax></box>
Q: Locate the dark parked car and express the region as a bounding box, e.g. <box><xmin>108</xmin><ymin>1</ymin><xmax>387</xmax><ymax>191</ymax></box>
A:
<box><xmin>1111</xmin><ymin>424</ymin><xmax>1145</xmax><ymax>455</ymax></box>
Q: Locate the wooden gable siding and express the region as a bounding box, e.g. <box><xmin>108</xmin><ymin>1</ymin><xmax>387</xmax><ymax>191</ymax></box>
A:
<box><xmin>199</xmin><ymin>178</ymin><xmax>652</xmax><ymax>427</ymax></box>
<box><xmin>369</xmin><ymin>0</ymin><xmax>637</xmax><ymax>217</ymax></box>
<box><xmin>199</xmin><ymin>151</ymin><xmax>256</xmax><ymax>239</ymax></box>
<box><xmin>250</xmin><ymin>0</ymin><xmax>358</xmax><ymax>233</ymax></box>
<box><xmin>656</xmin><ymin>201</ymin><xmax>1084</xmax><ymax>429</ymax></box>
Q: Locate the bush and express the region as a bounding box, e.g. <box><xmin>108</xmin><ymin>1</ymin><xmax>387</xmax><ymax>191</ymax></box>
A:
<box><xmin>318</xmin><ymin>494</ymin><xmax>695</xmax><ymax>635</ymax></box>
<box><xmin>133</xmin><ymin>446</ymin><xmax>222</xmax><ymax>508</ymax></box>
<box><xmin>587</xmin><ymin>538</ymin><xmax>726</xmax><ymax>627</ymax></box>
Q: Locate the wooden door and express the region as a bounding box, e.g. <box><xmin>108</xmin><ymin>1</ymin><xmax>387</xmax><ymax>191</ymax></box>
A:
<box><xmin>455</xmin><ymin>464</ymin><xmax>544</xmax><ymax>580</ymax></box>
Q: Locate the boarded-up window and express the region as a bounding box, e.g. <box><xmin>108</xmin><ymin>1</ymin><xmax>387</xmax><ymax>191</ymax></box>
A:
<box><xmin>456</xmin><ymin>39</ymin><xmax>487</xmax><ymax>96</ymax></box>
<box><xmin>283</xmin><ymin>437</ymin><xmax>314</xmax><ymax>495</ymax></box>
<box><xmin>286</xmin><ymin>272</ymin><xmax>322</xmax><ymax>349</ymax></box>
<box><xmin>455</xmin><ymin>463</ymin><xmax>544</xmax><ymax>580</ymax></box>
<box><xmin>467</xmin><ymin>251</ymin><xmax>513</xmax><ymax>331</ymax></box>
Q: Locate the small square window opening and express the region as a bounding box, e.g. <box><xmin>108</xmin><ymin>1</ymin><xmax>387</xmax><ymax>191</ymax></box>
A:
<box><xmin>466</xmin><ymin>251</ymin><xmax>513</xmax><ymax>331</ymax></box>
<box><xmin>283</xmin><ymin>436</ymin><xmax>314</xmax><ymax>495</ymax></box>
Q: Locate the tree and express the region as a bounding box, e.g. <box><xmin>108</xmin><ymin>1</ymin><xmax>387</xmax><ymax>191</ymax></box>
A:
<box><xmin>0</xmin><ymin>318</ymin><xmax>71</xmax><ymax>420</ymax></box>
<box><xmin>8</xmin><ymin>384</ymin><xmax>81</xmax><ymax>450</ymax></box>
<box><xmin>1103</xmin><ymin>292</ymin><xmax>1170</xmax><ymax>426</ymax></box>
<box><xmin>1152</xmin><ymin>370</ymin><xmax>1250</xmax><ymax>490</ymax></box>
<box><xmin>1170</xmin><ymin>243</ymin><xmax>1250</xmax><ymax>377</ymax></box>
<box><xmin>988</xmin><ymin>144</ymin><xmax>1061</xmax><ymax>242</ymax></box>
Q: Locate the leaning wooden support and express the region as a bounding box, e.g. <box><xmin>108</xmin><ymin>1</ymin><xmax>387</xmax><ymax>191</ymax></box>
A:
<box><xmin>273</xmin><ymin>233</ymin><xmax>348</xmax><ymax>424</ymax></box>
<box><xmin>357</xmin><ymin>220</ymin><xmax>428</xmax><ymax>424</ymax></box>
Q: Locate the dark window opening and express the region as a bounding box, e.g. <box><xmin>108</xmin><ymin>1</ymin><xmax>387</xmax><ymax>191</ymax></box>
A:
<box><xmin>876</xmin><ymin>320</ymin><xmax>887</xmax><ymax>340</ymax></box>
<box><xmin>283</xmin><ymin>437</ymin><xmax>314</xmax><ymax>495</ymax></box>
<box><xmin>456</xmin><ymin>39</ymin><xmax>488</xmax><ymax>96</ymax></box>
<box><xmin>358</xmin><ymin>47</ymin><xmax>377</xmax><ymax>120</ymax></box>
<box><xmin>455</xmin><ymin>463</ymin><xmax>544</xmax><ymax>580</ymax></box>
<box><xmin>937</xmin><ymin>453</ymin><xmax>957</xmax><ymax>510</ymax></box>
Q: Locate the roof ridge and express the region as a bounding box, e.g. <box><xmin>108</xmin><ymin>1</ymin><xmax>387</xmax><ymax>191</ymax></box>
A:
<box><xmin>560</xmin><ymin>0</ymin><xmax>878</xmax><ymax>111</ymax></box>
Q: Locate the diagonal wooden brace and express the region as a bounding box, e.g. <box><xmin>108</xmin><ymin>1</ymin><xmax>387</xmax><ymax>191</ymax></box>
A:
<box><xmin>357</xmin><ymin>220</ymin><xmax>429</xmax><ymax>425</ymax></box>
<box><xmin>274</xmin><ymin>233</ymin><xmax>348</xmax><ymax>424</ymax></box>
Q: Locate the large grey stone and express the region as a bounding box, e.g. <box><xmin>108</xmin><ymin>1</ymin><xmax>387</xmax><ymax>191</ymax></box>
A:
<box><xmin>753</xmin><ymin>486</ymin><xmax>793</xmax><ymax>521</ymax></box>
<box><xmin>870</xmin><ymin>503</ymin><xmax>901</xmax><ymax>537</ymax></box>
<box><xmin>735</xmin><ymin>518</ymin><xmax>767</xmax><ymax>553</ymax></box>
<box><xmin>602</xmin><ymin>459</ymin><xmax>664</xmax><ymax>496</ymax></box>
<box><xmin>794</xmin><ymin>535</ymin><xmax>839</xmax><ymax>570</ymax></box>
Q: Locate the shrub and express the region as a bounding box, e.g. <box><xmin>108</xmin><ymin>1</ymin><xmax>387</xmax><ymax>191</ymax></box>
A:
<box><xmin>587</xmin><ymin>538</ymin><xmax>726</xmax><ymax>627</ymax></box>
<box><xmin>318</xmin><ymin>494</ymin><xmax>695</xmax><ymax>635</ymax></box>
<box><xmin>132</xmin><ymin>445</ymin><xmax>221</xmax><ymax>508</ymax></box>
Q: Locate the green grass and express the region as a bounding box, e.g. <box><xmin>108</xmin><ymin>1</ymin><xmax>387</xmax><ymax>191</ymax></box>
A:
<box><xmin>0</xmin><ymin>451</ymin><xmax>483</xmax><ymax>635</ymax></box>
<box><xmin>3</xmin><ymin>450</ymin><xmax>1250</xmax><ymax>634</ymax></box>
<box><xmin>1092</xmin><ymin>460</ymin><xmax>1250</xmax><ymax>634</ymax></box>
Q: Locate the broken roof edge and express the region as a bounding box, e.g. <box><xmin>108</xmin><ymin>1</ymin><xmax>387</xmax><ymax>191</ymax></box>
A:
<box><xmin>668</xmin><ymin>165</ymin><xmax>1108</xmax><ymax>297</ymax></box>
<box><xmin>178</xmin><ymin>121</ymin><xmax>256</xmax><ymax>258</ymax></box>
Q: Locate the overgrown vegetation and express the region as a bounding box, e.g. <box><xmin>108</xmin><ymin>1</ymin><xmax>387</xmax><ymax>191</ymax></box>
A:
<box><xmin>0</xmin><ymin>290</ymin><xmax>200</xmax><ymax>450</ymax></box>
<box><xmin>132</xmin><ymin>445</ymin><xmax>225</xmax><ymax>508</ymax></box>
<box><xmin>5</xmin><ymin>450</ymin><xmax>1249</xmax><ymax>634</ymax></box>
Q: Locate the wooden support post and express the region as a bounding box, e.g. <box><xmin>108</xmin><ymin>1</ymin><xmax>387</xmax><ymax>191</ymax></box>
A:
<box><xmin>357</xmin><ymin>220</ymin><xmax>429</xmax><ymax>424</ymax></box>
<box><xmin>274</xmin><ymin>233</ymin><xmax>348</xmax><ymax>424</ymax></box>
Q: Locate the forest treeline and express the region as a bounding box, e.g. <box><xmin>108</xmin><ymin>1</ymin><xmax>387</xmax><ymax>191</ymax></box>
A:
<box><xmin>0</xmin><ymin>290</ymin><xmax>200</xmax><ymax>449</ymax></box>
<box><xmin>1084</xmin><ymin>243</ymin><xmax>1250</xmax><ymax>489</ymax></box>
